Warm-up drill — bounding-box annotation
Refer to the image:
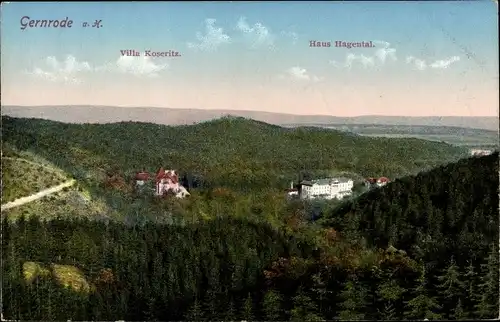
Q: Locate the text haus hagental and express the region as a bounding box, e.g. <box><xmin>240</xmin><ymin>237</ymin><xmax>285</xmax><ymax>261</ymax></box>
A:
<box><xmin>310</xmin><ymin>40</ymin><xmax>375</xmax><ymax>48</ymax></box>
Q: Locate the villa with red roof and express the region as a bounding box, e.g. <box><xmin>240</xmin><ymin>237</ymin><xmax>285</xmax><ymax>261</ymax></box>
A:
<box><xmin>155</xmin><ymin>167</ymin><xmax>190</xmax><ymax>198</ymax></box>
<box><xmin>365</xmin><ymin>177</ymin><xmax>390</xmax><ymax>189</ymax></box>
<box><xmin>134</xmin><ymin>168</ymin><xmax>190</xmax><ymax>198</ymax></box>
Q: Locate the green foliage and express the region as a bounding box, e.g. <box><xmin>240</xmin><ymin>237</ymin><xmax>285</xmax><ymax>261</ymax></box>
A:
<box><xmin>436</xmin><ymin>257</ymin><xmax>464</xmax><ymax>318</ymax></box>
<box><xmin>1</xmin><ymin>116</ymin><xmax>497</xmax><ymax>321</ymax></box>
<box><xmin>2</xmin><ymin>116</ymin><xmax>466</xmax><ymax>194</ymax></box>
<box><xmin>404</xmin><ymin>264</ymin><xmax>442</xmax><ymax>320</ymax></box>
<box><xmin>241</xmin><ymin>293</ymin><xmax>254</xmax><ymax>321</ymax></box>
<box><xmin>262</xmin><ymin>289</ymin><xmax>283</xmax><ymax>321</ymax></box>
<box><xmin>290</xmin><ymin>288</ymin><xmax>322</xmax><ymax>321</ymax></box>
<box><xmin>1</xmin><ymin>158</ymin><xmax>68</xmax><ymax>203</ymax></box>
<box><xmin>474</xmin><ymin>244</ymin><xmax>500</xmax><ymax>318</ymax></box>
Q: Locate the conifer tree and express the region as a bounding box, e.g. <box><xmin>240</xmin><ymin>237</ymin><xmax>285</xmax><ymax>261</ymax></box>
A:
<box><xmin>262</xmin><ymin>289</ymin><xmax>283</xmax><ymax>321</ymax></box>
<box><xmin>241</xmin><ymin>293</ymin><xmax>254</xmax><ymax>321</ymax></box>
<box><xmin>203</xmin><ymin>289</ymin><xmax>218</xmax><ymax>321</ymax></box>
<box><xmin>436</xmin><ymin>257</ymin><xmax>465</xmax><ymax>318</ymax></box>
<box><xmin>461</xmin><ymin>260</ymin><xmax>478</xmax><ymax>317</ymax></box>
<box><xmin>337</xmin><ymin>276</ymin><xmax>368</xmax><ymax>320</ymax></box>
<box><xmin>290</xmin><ymin>288</ymin><xmax>323</xmax><ymax>322</ymax></box>
<box><xmin>452</xmin><ymin>298</ymin><xmax>466</xmax><ymax>320</ymax></box>
<box><xmin>376</xmin><ymin>278</ymin><xmax>405</xmax><ymax>320</ymax></box>
<box><xmin>224</xmin><ymin>297</ymin><xmax>237</xmax><ymax>321</ymax></box>
<box><xmin>474</xmin><ymin>244</ymin><xmax>499</xmax><ymax>319</ymax></box>
<box><xmin>404</xmin><ymin>264</ymin><xmax>441</xmax><ymax>320</ymax></box>
<box><xmin>185</xmin><ymin>296</ymin><xmax>204</xmax><ymax>321</ymax></box>
<box><xmin>311</xmin><ymin>272</ymin><xmax>332</xmax><ymax>315</ymax></box>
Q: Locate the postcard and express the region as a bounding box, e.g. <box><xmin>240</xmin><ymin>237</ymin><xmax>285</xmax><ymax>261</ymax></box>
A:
<box><xmin>1</xmin><ymin>1</ymin><xmax>498</xmax><ymax>321</ymax></box>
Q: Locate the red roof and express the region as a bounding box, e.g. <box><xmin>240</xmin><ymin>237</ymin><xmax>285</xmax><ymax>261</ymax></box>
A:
<box><xmin>156</xmin><ymin>167</ymin><xmax>165</xmax><ymax>179</ymax></box>
<box><xmin>366</xmin><ymin>177</ymin><xmax>377</xmax><ymax>183</ymax></box>
<box><xmin>135</xmin><ymin>172</ymin><xmax>150</xmax><ymax>181</ymax></box>
<box><xmin>156</xmin><ymin>168</ymin><xmax>179</xmax><ymax>184</ymax></box>
<box><xmin>377</xmin><ymin>177</ymin><xmax>389</xmax><ymax>183</ymax></box>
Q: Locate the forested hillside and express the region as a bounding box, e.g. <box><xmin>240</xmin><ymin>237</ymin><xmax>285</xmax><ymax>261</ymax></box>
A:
<box><xmin>2</xmin><ymin>151</ymin><xmax>498</xmax><ymax>320</ymax></box>
<box><xmin>1</xmin><ymin>158</ymin><xmax>69</xmax><ymax>203</ymax></box>
<box><xmin>2</xmin><ymin>116</ymin><xmax>467</xmax><ymax>191</ymax></box>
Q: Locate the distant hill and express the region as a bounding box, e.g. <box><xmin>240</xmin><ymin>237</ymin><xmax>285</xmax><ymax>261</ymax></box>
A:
<box><xmin>292</xmin><ymin>123</ymin><xmax>499</xmax><ymax>148</ymax></box>
<box><xmin>0</xmin><ymin>115</ymin><xmax>467</xmax><ymax>224</ymax></box>
<box><xmin>2</xmin><ymin>105</ymin><xmax>498</xmax><ymax>131</ymax></box>
<box><xmin>1</xmin><ymin>116</ymin><xmax>468</xmax><ymax>187</ymax></box>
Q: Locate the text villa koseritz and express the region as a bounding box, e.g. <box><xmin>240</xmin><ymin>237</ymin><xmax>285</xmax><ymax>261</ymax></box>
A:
<box><xmin>121</xmin><ymin>50</ymin><xmax>181</xmax><ymax>58</ymax></box>
<box><xmin>20</xmin><ymin>16</ymin><xmax>103</xmax><ymax>30</ymax></box>
<box><xmin>309</xmin><ymin>40</ymin><xmax>375</xmax><ymax>48</ymax></box>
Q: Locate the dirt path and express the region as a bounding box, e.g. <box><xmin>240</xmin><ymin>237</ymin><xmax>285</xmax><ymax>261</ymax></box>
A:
<box><xmin>1</xmin><ymin>179</ymin><xmax>76</xmax><ymax>211</ymax></box>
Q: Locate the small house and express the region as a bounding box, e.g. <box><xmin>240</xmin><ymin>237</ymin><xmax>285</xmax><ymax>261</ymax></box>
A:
<box><xmin>155</xmin><ymin>167</ymin><xmax>190</xmax><ymax>198</ymax></box>
<box><xmin>135</xmin><ymin>171</ymin><xmax>150</xmax><ymax>186</ymax></box>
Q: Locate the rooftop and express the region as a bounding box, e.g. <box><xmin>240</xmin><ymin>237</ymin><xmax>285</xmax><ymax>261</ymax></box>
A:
<box><xmin>300</xmin><ymin>177</ymin><xmax>352</xmax><ymax>186</ymax></box>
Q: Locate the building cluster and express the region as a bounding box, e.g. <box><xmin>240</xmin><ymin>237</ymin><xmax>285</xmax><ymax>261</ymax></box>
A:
<box><xmin>286</xmin><ymin>177</ymin><xmax>354</xmax><ymax>200</ymax></box>
<box><xmin>364</xmin><ymin>177</ymin><xmax>390</xmax><ymax>189</ymax></box>
<box><xmin>286</xmin><ymin>176</ymin><xmax>391</xmax><ymax>200</ymax></box>
<box><xmin>134</xmin><ymin>167</ymin><xmax>190</xmax><ymax>198</ymax></box>
<box><xmin>470</xmin><ymin>149</ymin><xmax>492</xmax><ymax>157</ymax></box>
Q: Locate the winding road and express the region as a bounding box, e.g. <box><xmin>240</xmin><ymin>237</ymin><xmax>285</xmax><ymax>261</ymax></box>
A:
<box><xmin>2</xmin><ymin>157</ymin><xmax>76</xmax><ymax>211</ymax></box>
<box><xmin>1</xmin><ymin>179</ymin><xmax>76</xmax><ymax>211</ymax></box>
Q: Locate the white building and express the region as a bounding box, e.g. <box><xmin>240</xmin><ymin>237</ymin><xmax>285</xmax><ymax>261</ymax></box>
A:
<box><xmin>470</xmin><ymin>149</ymin><xmax>492</xmax><ymax>157</ymax></box>
<box><xmin>299</xmin><ymin>177</ymin><xmax>354</xmax><ymax>200</ymax></box>
<box><xmin>285</xmin><ymin>181</ymin><xmax>299</xmax><ymax>198</ymax></box>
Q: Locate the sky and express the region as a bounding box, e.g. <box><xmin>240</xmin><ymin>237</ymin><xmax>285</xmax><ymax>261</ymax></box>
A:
<box><xmin>1</xmin><ymin>1</ymin><xmax>498</xmax><ymax>117</ymax></box>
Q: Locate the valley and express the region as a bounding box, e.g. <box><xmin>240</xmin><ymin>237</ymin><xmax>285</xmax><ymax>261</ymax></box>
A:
<box><xmin>1</xmin><ymin>115</ymin><xmax>497</xmax><ymax>321</ymax></box>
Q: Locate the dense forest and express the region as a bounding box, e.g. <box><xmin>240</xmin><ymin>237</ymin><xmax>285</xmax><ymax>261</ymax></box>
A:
<box><xmin>2</xmin><ymin>116</ymin><xmax>468</xmax><ymax>224</ymax></box>
<box><xmin>1</xmin><ymin>116</ymin><xmax>467</xmax><ymax>190</ymax></box>
<box><xmin>1</xmin><ymin>136</ymin><xmax>498</xmax><ymax>321</ymax></box>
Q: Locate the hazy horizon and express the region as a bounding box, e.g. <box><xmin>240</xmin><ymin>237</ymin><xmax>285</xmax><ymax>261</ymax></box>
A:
<box><xmin>3</xmin><ymin>105</ymin><xmax>498</xmax><ymax>131</ymax></box>
<box><xmin>2</xmin><ymin>105</ymin><xmax>497</xmax><ymax>118</ymax></box>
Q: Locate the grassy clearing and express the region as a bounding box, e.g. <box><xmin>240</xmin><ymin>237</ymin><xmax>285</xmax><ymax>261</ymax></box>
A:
<box><xmin>2</xmin><ymin>158</ymin><xmax>69</xmax><ymax>203</ymax></box>
<box><xmin>22</xmin><ymin>261</ymin><xmax>93</xmax><ymax>294</ymax></box>
<box><xmin>51</xmin><ymin>264</ymin><xmax>92</xmax><ymax>293</ymax></box>
<box><xmin>1</xmin><ymin>188</ymin><xmax>115</xmax><ymax>222</ymax></box>
<box><xmin>22</xmin><ymin>261</ymin><xmax>51</xmax><ymax>283</ymax></box>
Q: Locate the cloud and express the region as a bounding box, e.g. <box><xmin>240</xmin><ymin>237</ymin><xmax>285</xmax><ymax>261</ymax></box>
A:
<box><xmin>236</xmin><ymin>17</ymin><xmax>274</xmax><ymax>48</ymax></box>
<box><xmin>373</xmin><ymin>40</ymin><xmax>397</xmax><ymax>63</ymax></box>
<box><xmin>430</xmin><ymin>56</ymin><xmax>460</xmax><ymax>69</ymax></box>
<box><xmin>282</xmin><ymin>66</ymin><xmax>321</xmax><ymax>82</ymax></box>
<box><xmin>345</xmin><ymin>53</ymin><xmax>375</xmax><ymax>68</ymax></box>
<box><xmin>95</xmin><ymin>55</ymin><xmax>169</xmax><ymax>77</ymax></box>
<box><xmin>114</xmin><ymin>56</ymin><xmax>169</xmax><ymax>77</ymax></box>
<box><xmin>406</xmin><ymin>55</ymin><xmax>460</xmax><ymax>71</ymax></box>
<box><xmin>280</xmin><ymin>31</ymin><xmax>298</xmax><ymax>44</ymax></box>
<box><xmin>406</xmin><ymin>56</ymin><xmax>427</xmax><ymax>70</ymax></box>
<box><xmin>28</xmin><ymin>55</ymin><xmax>92</xmax><ymax>83</ymax></box>
<box><xmin>187</xmin><ymin>18</ymin><xmax>230</xmax><ymax>51</ymax></box>
<box><xmin>329</xmin><ymin>40</ymin><xmax>396</xmax><ymax>69</ymax></box>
